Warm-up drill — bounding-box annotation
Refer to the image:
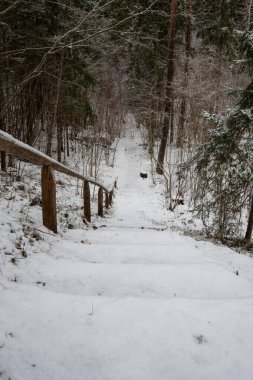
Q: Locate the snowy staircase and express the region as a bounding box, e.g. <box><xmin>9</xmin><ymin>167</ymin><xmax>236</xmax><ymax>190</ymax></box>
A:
<box><xmin>17</xmin><ymin>225</ymin><xmax>252</xmax><ymax>301</ymax></box>
<box><xmin>1</xmin><ymin>131</ymin><xmax>253</xmax><ymax>380</ymax></box>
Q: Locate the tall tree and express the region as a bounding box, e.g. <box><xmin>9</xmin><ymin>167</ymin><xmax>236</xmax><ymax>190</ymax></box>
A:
<box><xmin>176</xmin><ymin>0</ymin><xmax>192</xmax><ymax>147</ymax></box>
<box><xmin>156</xmin><ymin>0</ymin><xmax>178</xmax><ymax>175</ymax></box>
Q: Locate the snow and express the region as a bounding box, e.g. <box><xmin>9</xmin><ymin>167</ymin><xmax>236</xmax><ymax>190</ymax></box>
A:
<box><xmin>1</xmin><ymin>127</ymin><xmax>253</xmax><ymax>380</ymax></box>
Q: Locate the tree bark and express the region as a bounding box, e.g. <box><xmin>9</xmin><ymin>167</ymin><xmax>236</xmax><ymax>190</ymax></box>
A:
<box><xmin>245</xmin><ymin>196</ymin><xmax>253</xmax><ymax>242</ymax></box>
<box><xmin>56</xmin><ymin>52</ymin><xmax>64</xmax><ymax>162</ymax></box>
<box><xmin>0</xmin><ymin>151</ymin><xmax>6</xmax><ymax>171</ymax></box>
<box><xmin>0</xmin><ymin>76</ymin><xmax>7</xmax><ymax>171</ymax></box>
<box><xmin>0</xmin><ymin>116</ymin><xmax>6</xmax><ymax>171</ymax></box>
<box><xmin>66</xmin><ymin>125</ymin><xmax>70</xmax><ymax>157</ymax></box>
<box><xmin>156</xmin><ymin>0</ymin><xmax>178</xmax><ymax>174</ymax></box>
<box><xmin>169</xmin><ymin>95</ymin><xmax>175</xmax><ymax>144</ymax></box>
<box><xmin>247</xmin><ymin>0</ymin><xmax>252</xmax><ymax>29</ymax></box>
<box><xmin>177</xmin><ymin>0</ymin><xmax>192</xmax><ymax>148</ymax></box>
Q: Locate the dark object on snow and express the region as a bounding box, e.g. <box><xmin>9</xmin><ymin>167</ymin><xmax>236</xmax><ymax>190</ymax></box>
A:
<box><xmin>23</xmin><ymin>225</ymin><xmax>42</xmax><ymax>241</ymax></box>
<box><xmin>36</xmin><ymin>281</ymin><xmax>46</xmax><ymax>287</ymax></box>
<box><xmin>21</xmin><ymin>250</ymin><xmax>27</xmax><ymax>258</ymax></box>
<box><xmin>173</xmin><ymin>198</ymin><xmax>184</xmax><ymax>205</ymax></box>
<box><xmin>30</xmin><ymin>195</ymin><xmax>42</xmax><ymax>207</ymax></box>
<box><xmin>140</xmin><ymin>173</ymin><xmax>147</xmax><ymax>179</ymax></box>
<box><xmin>194</xmin><ymin>335</ymin><xmax>207</xmax><ymax>344</ymax></box>
<box><xmin>16</xmin><ymin>183</ymin><xmax>26</xmax><ymax>191</ymax></box>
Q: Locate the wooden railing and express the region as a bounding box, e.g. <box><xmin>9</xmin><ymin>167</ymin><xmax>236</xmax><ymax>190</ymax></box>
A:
<box><xmin>0</xmin><ymin>131</ymin><xmax>117</xmax><ymax>233</ymax></box>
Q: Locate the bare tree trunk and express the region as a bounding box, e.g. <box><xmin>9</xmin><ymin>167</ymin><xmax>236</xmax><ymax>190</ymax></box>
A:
<box><xmin>169</xmin><ymin>95</ymin><xmax>175</xmax><ymax>144</ymax></box>
<box><xmin>56</xmin><ymin>52</ymin><xmax>64</xmax><ymax>162</ymax></box>
<box><xmin>245</xmin><ymin>196</ymin><xmax>253</xmax><ymax>242</ymax></box>
<box><xmin>148</xmin><ymin>110</ymin><xmax>155</xmax><ymax>155</ymax></box>
<box><xmin>57</xmin><ymin>120</ymin><xmax>62</xmax><ymax>162</ymax></box>
<box><xmin>156</xmin><ymin>0</ymin><xmax>178</xmax><ymax>175</ymax></box>
<box><xmin>0</xmin><ymin>94</ymin><xmax>7</xmax><ymax>172</ymax></box>
<box><xmin>177</xmin><ymin>0</ymin><xmax>192</xmax><ymax>147</ymax></box>
<box><xmin>46</xmin><ymin>88</ymin><xmax>53</xmax><ymax>156</ymax></box>
<box><xmin>247</xmin><ymin>0</ymin><xmax>252</xmax><ymax>29</ymax></box>
<box><xmin>46</xmin><ymin>124</ymin><xmax>53</xmax><ymax>157</ymax></box>
<box><xmin>66</xmin><ymin>125</ymin><xmax>70</xmax><ymax>157</ymax></box>
<box><xmin>0</xmin><ymin>78</ymin><xmax>6</xmax><ymax>171</ymax></box>
<box><xmin>0</xmin><ymin>151</ymin><xmax>6</xmax><ymax>171</ymax></box>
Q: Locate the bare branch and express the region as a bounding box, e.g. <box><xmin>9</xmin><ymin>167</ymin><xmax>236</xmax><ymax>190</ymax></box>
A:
<box><xmin>0</xmin><ymin>0</ymin><xmax>20</xmax><ymax>16</ymax></box>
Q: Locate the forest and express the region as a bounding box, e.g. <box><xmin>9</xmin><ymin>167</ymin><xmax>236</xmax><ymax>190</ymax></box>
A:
<box><xmin>0</xmin><ymin>0</ymin><xmax>252</xmax><ymax>244</ymax></box>
<box><xmin>1</xmin><ymin>2</ymin><xmax>253</xmax><ymax>380</ymax></box>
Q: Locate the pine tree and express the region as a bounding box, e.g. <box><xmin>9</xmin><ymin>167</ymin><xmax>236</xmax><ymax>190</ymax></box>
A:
<box><xmin>193</xmin><ymin>25</ymin><xmax>253</xmax><ymax>242</ymax></box>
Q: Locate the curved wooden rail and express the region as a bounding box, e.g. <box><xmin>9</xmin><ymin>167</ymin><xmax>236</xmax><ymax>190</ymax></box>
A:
<box><xmin>0</xmin><ymin>131</ymin><xmax>117</xmax><ymax>233</ymax></box>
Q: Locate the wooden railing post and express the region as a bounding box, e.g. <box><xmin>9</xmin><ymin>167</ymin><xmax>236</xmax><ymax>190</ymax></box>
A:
<box><xmin>83</xmin><ymin>180</ymin><xmax>91</xmax><ymax>222</ymax></box>
<box><xmin>41</xmin><ymin>165</ymin><xmax>57</xmax><ymax>233</ymax></box>
<box><xmin>109</xmin><ymin>190</ymin><xmax>113</xmax><ymax>206</ymax></box>
<box><xmin>105</xmin><ymin>191</ymin><xmax>110</xmax><ymax>209</ymax></box>
<box><xmin>98</xmin><ymin>187</ymin><xmax>103</xmax><ymax>217</ymax></box>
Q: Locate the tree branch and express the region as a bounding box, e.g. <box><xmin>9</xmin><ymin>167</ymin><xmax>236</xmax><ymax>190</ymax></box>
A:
<box><xmin>0</xmin><ymin>0</ymin><xmax>21</xmax><ymax>16</ymax></box>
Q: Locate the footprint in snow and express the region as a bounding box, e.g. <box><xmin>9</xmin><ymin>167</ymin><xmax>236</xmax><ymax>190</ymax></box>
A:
<box><xmin>194</xmin><ymin>335</ymin><xmax>207</xmax><ymax>344</ymax></box>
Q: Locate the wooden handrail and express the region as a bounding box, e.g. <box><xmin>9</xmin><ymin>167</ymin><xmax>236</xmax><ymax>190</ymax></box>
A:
<box><xmin>0</xmin><ymin>131</ymin><xmax>117</xmax><ymax>232</ymax></box>
<box><xmin>0</xmin><ymin>131</ymin><xmax>109</xmax><ymax>192</ymax></box>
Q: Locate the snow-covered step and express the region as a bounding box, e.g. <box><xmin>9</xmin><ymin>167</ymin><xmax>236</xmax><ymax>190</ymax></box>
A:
<box><xmin>50</xmin><ymin>241</ymin><xmax>210</xmax><ymax>265</ymax></box>
<box><xmin>16</xmin><ymin>257</ymin><xmax>253</xmax><ymax>300</ymax></box>
<box><xmin>53</xmin><ymin>242</ymin><xmax>204</xmax><ymax>263</ymax></box>
<box><xmin>63</xmin><ymin>228</ymin><xmax>179</xmax><ymax>246</ymax></box>
<box><xmin>1</xmin><ymin>284</ymin><xmax>253</xmax><ymax>380</ymax></box>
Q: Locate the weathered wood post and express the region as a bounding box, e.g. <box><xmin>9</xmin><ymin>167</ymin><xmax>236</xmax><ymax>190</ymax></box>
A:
<box><xmin>98</xmin><ymin>187</ymin><xmax>103</xmax><ymax>217</ymax></box>
<box><xmin>83</xmin><ymin>180</ymin><xmax>91</xmax><ymax>222</ymax></box>
<box><xmin>109</xmin><ymin>190</ymin><xmax>113</xmax><ymax>206</ymax></box>
<box><xmin>41</xmin><ymin>165</ymin><xmax>57</xmax><ymax>233</ymax></box>
<box><xmin>105</xmin><ymin>191</ymin><xmax>110</xmax><ymax>209</ymax></box>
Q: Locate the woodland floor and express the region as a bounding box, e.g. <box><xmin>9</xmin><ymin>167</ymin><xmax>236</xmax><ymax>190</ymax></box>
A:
<box><xmin>1</xmin><ymin>130</ymin><xmax>253</xmax><ymax>380</ymax></box>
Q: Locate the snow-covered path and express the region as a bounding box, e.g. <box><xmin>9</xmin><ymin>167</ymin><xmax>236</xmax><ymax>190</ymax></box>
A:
<box><xmin>1</xmin><ymin>131</ymin><xmax>253</xmax><ymax>380</ymax></box>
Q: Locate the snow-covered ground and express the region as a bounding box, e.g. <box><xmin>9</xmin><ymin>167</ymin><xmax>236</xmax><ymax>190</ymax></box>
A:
<box><xmin>1</xmin><ymin>129</ymin><xmax>253</xmax><ymax>380</ymax></box>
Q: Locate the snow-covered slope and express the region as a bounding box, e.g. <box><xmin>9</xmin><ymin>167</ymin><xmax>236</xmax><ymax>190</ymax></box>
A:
<box><xmin>1</xmin><ymin>130</ymin><xmax>253</xmax><ymax>380</ymax></box>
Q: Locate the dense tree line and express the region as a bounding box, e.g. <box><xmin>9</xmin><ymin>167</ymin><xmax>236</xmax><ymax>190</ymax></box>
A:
<box><xmin>0</xmin><ymin>0</ymin><xmax>126</xmax><ymax>175</ymax></box>
<box><xmin>0</xmin><ymin>0</ymin><xmax>252</xmax><ymax>243</ymax></box>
